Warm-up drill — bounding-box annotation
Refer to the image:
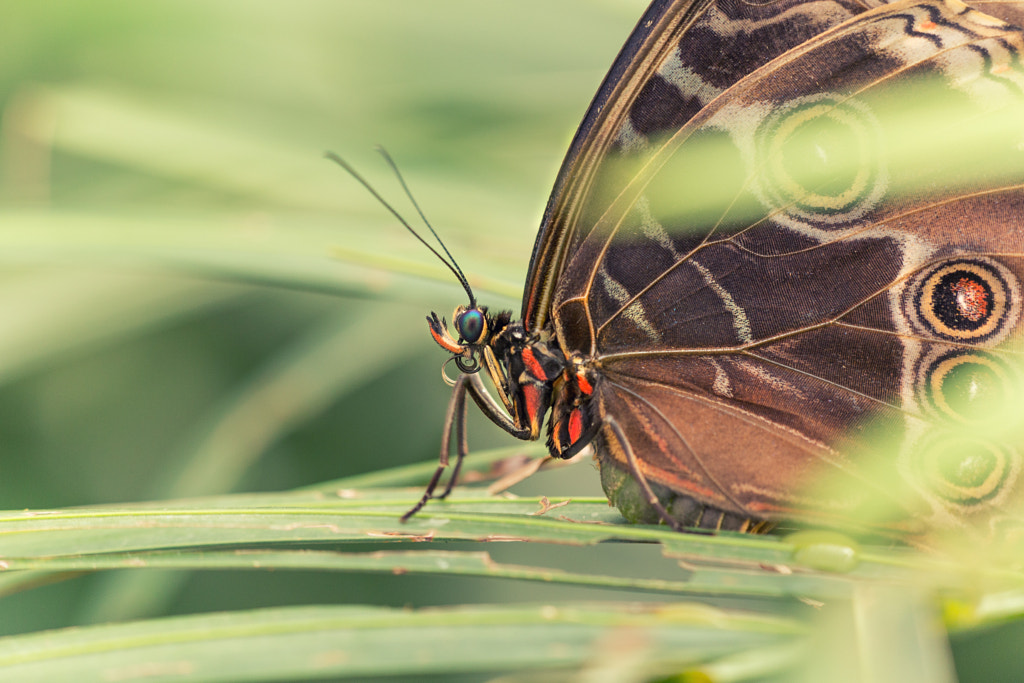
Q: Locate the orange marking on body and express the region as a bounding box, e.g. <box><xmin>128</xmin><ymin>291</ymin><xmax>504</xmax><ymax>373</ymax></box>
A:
<box><xmin>429</xmin><ymin>326</ymin><xmax>463</xmax><ymax>353</ymax></box>
<box><xmin>670</xmin><ymin>478</ymin><xmax>718</xmax><ymax>500</ymax></box>
<box><xmin>993</xmin><ymin>63</ymin><xmax>1010</xmax><ymax>74</ymax></box>
<box><xmin>746</xmin><ymin>501</ymin><xmax>792</xmax><ymax>514</ymax></box>
<box><xmin>576</xmin><ymin>371</ymin><xmax>593</xmax><ymax>395</ymax></box>
<box><xmin>551</xmin><ymin>421</ymin><xmax>563</xmax><ymax>452</ymax></box>
<box><xmin>920</xmin><ymin>20</ymin><xmax>936</xmax><ymax>29</ymax></box>
<box><xmin>521</xmin><ymin>347</ymin><xmax>546</xmax><ymax>379</ymax></box>
<box><xmin>568</xmin><ymin>409</ymin><xmax>583</xmax><ymax>445</ymax></box>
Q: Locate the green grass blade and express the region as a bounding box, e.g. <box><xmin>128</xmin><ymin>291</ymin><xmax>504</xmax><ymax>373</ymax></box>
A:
<box><xmin>0</xmin><ymin>603</ymin><xmax>804</xmax><ymax>682</ymax></box>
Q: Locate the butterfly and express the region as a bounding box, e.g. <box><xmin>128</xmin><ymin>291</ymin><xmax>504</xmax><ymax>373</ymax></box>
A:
<box><xmin>400</xmin><ymin>0</ymin><xmax>1024</xmax><ymax>540</ymax></box>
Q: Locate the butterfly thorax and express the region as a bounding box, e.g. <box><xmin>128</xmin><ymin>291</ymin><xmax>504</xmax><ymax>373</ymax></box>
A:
<box><xmin>489</xmin><ymin>322</ymin><xmax>564</xmax><ymax>438</ymax></box>
<box><xmin>485</xmin><ymin>318</ymin><xmax>604</xmax><ymax>460</ymax></box>
<box><xmin>429</xmin><ymin>305</ymin><xmax>603</xmax><ymax>456</ymax></box>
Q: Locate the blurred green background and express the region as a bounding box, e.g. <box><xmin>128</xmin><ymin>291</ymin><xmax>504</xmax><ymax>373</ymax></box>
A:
<box><xmin>0</xmin><ymin>0</ymin><xmax>657</xmax><ymax>637</ymax></box>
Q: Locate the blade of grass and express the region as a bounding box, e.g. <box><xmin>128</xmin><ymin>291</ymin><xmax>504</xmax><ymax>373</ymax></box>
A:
<box><xmin>0</xmin><ymin>603</ymin><xmax>804</xmax><ymax>683</ymax></box>
<box><xmin>0</xmin><ymin>487</ymin><xmax>1020</xmax><ymax>603</ymax></box>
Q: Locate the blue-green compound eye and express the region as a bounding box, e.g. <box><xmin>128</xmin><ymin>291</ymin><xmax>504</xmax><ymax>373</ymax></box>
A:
<box><xmin>457</xmin><ymin>309</ymin><xmax>486</xmax><ymax>344</ymax></box>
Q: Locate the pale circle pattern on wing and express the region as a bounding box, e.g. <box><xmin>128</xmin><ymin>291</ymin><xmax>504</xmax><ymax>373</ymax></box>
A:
<box><xmin>752</xmin><ymin>94</ymin><xmax>888</xmax><ymax>229</ymax></box>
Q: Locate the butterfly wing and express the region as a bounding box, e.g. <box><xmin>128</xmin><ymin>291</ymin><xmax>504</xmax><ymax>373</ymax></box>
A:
<box><xmin>523</xmin><ymin>0</ymin><xmax>887</xmax><ymax>330</ymax></box>
<box><xmin>540</xmin><ymin>0</ymin><xmax>1024</xmax><ymax>533</ymax></box>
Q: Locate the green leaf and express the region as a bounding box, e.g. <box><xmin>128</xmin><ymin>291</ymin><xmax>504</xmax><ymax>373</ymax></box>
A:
<box><xmin>0</xmin><ymin>603</ymin><xmax>803</xmax><ymax>682</ymax></box>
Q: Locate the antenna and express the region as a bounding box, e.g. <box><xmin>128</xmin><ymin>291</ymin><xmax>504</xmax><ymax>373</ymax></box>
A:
<box><xmin>325</xmin><ymin>150</ymin><xmax>477</xmax><ymax>308</ymax></box>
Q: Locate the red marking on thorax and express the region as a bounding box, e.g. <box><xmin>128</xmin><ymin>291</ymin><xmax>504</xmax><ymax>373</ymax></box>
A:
<box><xmin>521</xmin><ymin>347</ymin><xmax>546</xmax><ymax>380</ymax></box>
<box><xmin>576</xmin><ymin>371</ymin><xmax>593</xmax><ymax>395</ymax></box>
<box><xmin>521</xmin><ymin>384</ymin><xmax>542</xmax><ymax>423</ymax></box>
<box><xmin>951</xmin><ymin>277</ymin><xmax>989</xmax><ymax>321</ymax></box>
<box><xmin>568</xmin><ymin>409</ymin><xmax>583</xmax><ymax>444</ymax></box>
<box><xmin>920</xmin><ymin>20</ymin><xmax>936</xmax><ymax>29</ymax></box>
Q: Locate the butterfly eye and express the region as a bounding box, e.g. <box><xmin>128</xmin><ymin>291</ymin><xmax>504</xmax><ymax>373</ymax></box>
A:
<box><xmin>456</xmin><ymin>309</ymin><xmax>487</xmax><ymax>344</ymax></box>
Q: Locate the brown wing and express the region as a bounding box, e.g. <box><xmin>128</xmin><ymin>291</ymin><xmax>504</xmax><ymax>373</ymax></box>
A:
<box><xmin>522</xmin><ymin>0</ymin><xmax>881</xmax><ymax>331</ymax></box>
<box><xmin>550</xmin><ymin>0</ymin><xmax>1024</xmax><ymax>532</ymax></box>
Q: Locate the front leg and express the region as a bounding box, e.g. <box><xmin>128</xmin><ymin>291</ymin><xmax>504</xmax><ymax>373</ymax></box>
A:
<box><xmin>401</xmin><ymin>373</ymin><xmax>532</xmax><ymax>522</ymax></box>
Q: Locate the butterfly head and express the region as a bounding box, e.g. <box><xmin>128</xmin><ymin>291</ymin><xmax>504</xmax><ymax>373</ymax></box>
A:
<box><xmin>454</xmin><ymin>305</ymin><xmax>488</xmax><ymax>346</ymax></box>
<box><xmin>427</xmin><ymin>305</ymin><xmax>514</xmax><ymax>377</ymax></box>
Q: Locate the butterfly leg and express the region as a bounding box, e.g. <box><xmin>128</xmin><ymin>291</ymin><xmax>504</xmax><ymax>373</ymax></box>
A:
<box><xmin>437</xmin><ymin>376</ymin><xmax>470</xmax><ymax>500</ymax></box>
<box><xmin>401</xmin><ymin>373</ymin><xmax>469</xmax><ymax>521</ymax></box>
<box><xmin>440</xmin><ymin>372</ymin><xmax>535</xmax><ymax>497</ymax></box>
<box><xmin>402</xmin><ymin>372</ymin><xmax>532</xmax><ymax>522</ymax></box>
<box><xmin>605</xmin><ymin>417</ymin><xmax>684</xmax><ymax>532</ymax></box>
